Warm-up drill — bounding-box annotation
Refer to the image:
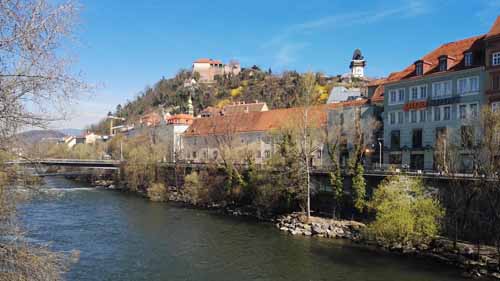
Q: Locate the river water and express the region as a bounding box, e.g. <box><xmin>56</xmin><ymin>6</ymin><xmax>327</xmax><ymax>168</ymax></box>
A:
<box><xmin>18</xmin><ymin>177</ymin><xmax>466</xmax><ymax>281</ymax></box>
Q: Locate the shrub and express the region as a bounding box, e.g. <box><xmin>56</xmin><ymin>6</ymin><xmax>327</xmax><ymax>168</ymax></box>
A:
<box><xmin>147</xmin><ymin>182</ymin><xmax>168</xmax><ymax>202</ymax></box>
<box><xmin>367</xmin><ymin>176</ymin><xmax>444</xmax><ymax>245</ymax></box>
<box><xmin>183</xmin><ymin>172</ymin><xmax>207</xmax><ymax>205</ymax></box>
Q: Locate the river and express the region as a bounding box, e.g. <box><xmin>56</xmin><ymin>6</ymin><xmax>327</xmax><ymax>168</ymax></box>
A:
<box><xmin>18</xmin><ymin>177</ymin><xmax>467</xmax><ymax>281</ymax></box>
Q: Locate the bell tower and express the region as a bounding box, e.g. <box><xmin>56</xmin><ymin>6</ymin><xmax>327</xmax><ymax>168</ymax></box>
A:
<box><xmin>350</xmin><ymin>49</ymin><xmax>366</xmax><ymax>78</ymax></box>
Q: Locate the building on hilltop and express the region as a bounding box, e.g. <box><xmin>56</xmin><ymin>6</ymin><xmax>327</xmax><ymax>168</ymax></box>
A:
<box><xmin>382</xmin><ymin>15</ymin><xmax>500</xmax><ymax>171</ymax></box>
<box><xmin>192</xmin><ymin>58</ymin><xmax>241</xmax><ymax>82</ymax></box>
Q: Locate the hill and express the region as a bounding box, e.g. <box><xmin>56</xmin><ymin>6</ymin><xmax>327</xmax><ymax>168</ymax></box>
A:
<box><xmin>87</xmin><ymin>67</ymin><xmax>366</xmax><ymax>134</ymax></box>
<box><xmin>16</xmin><ymin>130</ymin><xmax>66</xmax><ymax>145</ymax></box>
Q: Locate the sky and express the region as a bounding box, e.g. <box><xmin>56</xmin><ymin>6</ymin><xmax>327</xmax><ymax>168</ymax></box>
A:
<box><xmin>52</xmin><ymin>0</ymin><xmax>500</xmax><ymax>129</ymax></box>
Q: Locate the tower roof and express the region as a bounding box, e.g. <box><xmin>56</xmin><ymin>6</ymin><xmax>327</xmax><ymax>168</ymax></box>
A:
<box><xmin>352</xmin><ymin>49</ymin><xmax>364</xmax><ymax>60</ymax></box>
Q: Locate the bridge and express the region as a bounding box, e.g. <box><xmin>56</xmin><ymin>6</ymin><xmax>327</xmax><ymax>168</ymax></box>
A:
<box><xmin>7</xmin><ymin>158</ymin><xmax>121</xmax><ymax>169</ymax></box>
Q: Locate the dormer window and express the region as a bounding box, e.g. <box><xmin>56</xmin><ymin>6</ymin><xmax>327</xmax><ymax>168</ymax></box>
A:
<box><xmin>439</xmin><ymin>56</ymin><xmax>448</xmax><ymax>72</ymax></box>
<box><xmin>415</xmin><ymin>61</ymin><xmax>423</xmax><ymax>76</ymax></box>
<box><xmin>464</xmin><ymin>52</ymin><xmax>473</xmax><ymax>67</ymax></box>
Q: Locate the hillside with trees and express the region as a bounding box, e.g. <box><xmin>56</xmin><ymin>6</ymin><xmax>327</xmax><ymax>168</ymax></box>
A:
<box><xmin>87</xmin><ymin>67</ymin><xmax>359</xmax><ymax>134</ymax></box>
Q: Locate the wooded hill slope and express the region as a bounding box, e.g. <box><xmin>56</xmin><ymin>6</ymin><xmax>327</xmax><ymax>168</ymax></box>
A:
<box><xmin>88</xmin><ymin>67</ymin><xmax>362</xmax><ymax>134</ymax></box>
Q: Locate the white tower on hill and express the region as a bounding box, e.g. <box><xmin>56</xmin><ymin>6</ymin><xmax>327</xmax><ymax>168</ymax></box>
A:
<box><xmin>350</xmin><ymin>49</ymin><xmax>366</xmax><ymax>78</ymax></box>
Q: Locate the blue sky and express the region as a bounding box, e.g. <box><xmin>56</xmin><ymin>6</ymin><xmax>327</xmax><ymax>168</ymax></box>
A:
<box><xmin>55</xmin><ymin>0</ymin><xmax>500</xmax><ymax>129</ymax></box>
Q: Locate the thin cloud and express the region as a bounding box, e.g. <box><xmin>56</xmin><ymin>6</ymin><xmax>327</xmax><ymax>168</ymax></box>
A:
<box><xmin>262</xmin><ymin>0</ymin><xmax>431</xmax><ymax>49</ymax></box>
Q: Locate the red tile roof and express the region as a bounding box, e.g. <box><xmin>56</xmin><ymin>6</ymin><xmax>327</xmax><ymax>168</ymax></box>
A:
<box><xmin>371</xmin><ymin>84</ymin><xmax>385</xmax><ymax>103</ymax></box>
<box><xmin>167</xmin><ymin>114</ymin><xmax>193</xmax><ymax>125</ymax></box>
<box><xmin>486</xmin><ymin>16</ymin><xmax>500</xmax><ymax>40</ymax></box>
<box><xmin>194</xmin><ymin>58</ymin><xmax>223</xmax><ymax>64</ymax></box>
<box><xmin>184</xmin><ymin>100</ymin><xmax>369</xmax><ymax>137</ymax></box>
<box><xmin>386</xmin><ymin>35</ymin><xmax>485</xmax><ymax>83</ymax></box>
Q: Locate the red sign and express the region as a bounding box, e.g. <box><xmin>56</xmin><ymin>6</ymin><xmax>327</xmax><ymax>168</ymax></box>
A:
<box><xmin>403</xmin><ymin>101</ymin><xmax>427</xmax><ymax>112</ymax></box>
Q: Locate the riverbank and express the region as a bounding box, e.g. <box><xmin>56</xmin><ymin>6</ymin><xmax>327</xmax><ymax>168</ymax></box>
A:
<box><xmin>276</xmin><ymin>213</ymin><xmax>500</xmax><ymax>280</ymax></box>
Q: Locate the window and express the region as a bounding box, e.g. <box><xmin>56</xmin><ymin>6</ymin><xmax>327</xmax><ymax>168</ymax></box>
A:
<box><xmin>470</xmin><ymin>76</ymin><xmax>479</xmax><ymax>92</ymax></box>
<box><xmin>391</xmin><ymin>130</ymin><xmax>400</xmax><ymax>149</ymax></box>
<box><xmin>410</xmin><ymin>110</ymin><xmax>417</xmax><ymax>123</ymax></box>
<box><xmin>443</xmin><ymin>106</ymin><xmax>451</xmax><ymax>120</ymax></box>
<box><xmin>398</xmin><ymin>111</ymin><xmax>404</xmax><ymax>124</ymax></box>
<box><xmin>412</xmin><ymin>129</ymin><xmax>423</xmax><ymax>148</ymax></box>
<box><xmin>203</xmin><ymin>151</ymin><xmax>207</xmax><ymax>159</ymax></box>
<box><xmin>469</xmin><ymin>103</ymin><xmax>478</xmax><ymax>118</ymax></box>
<box><xmin>493</xmin><ymin>52</ymin><xmax>500</xmax><ymax>66</ymax></box>
<box><xmin>461</xmin><ymin>126</ymin><xmax>474</xmax><ymax>148</ymax></box>
<box><xmin>493</xmin><ymin>102</ymin><xmax>500</xmax><ymax>112</ymax></box>
<box><xmin>458</xmin><ymin>78</ymin><xmax>467</xmax><ymax>94</ymax></box>
<box><xmin>464</xmin><ymin>52</ymin><xmax>473</xmax><ymax>66</ymax></box>
<box><xmin>398</xmin><ymin>89</ymin><xmax>405</xmax><ymax>103</ymax></box>
<box><xmin>264</xmin><ymin>150</ymin><xmax>270</xmax><ymax>159</ymax></box>
<box><xmin>457</xmin><ymin>76</ymin><xmax>479</xmax><ymax>95</ymax></box>
<box><xmin>434</xmin><ymin>107</ymin><xmax>441</xmax><ymax>121</ymax></box>
<box><xmin>410</xmin><ymin>86</ymin><xmax>427</xmax><ymax>100</ymax></box>
<box><xmin>420</xmin><ymin>85</ymin><xmax>427</xmax><ymax>99</ymax></box>
<box><xmin>317</xmin><ymin>149</ymin><xmax>323</xmax><ymax>159</ymax></box>
<box><xmin>419</xmin><ymin>110</ymin><xmax>426</xmax><ymax>122</ymax></box>
<box><xmin>459</xmin><ymin>104</ymin><xmax>467</xmax><ymax>119</ymax></box>
<box><xmin>432</xmin><ymin>81</ymin><xmax>452</xmax><ymax>98</ymax></box>
<box><xmin>494</xmin><ymin>74</ymin><xmax>500</xmax><ymax>90</ymax></box>
<box><xmin>439</xmin><ymin>57</ymin><xmax>448</xmax><ymax>71</ymax></box>
<box><xmin>390</xmin><ymin>112</ymin><xmax>396</xmax><ymax>125</ymax></box>
<box><xmin>415</xmin><ymin>62</ymin><xmax>423</xmax><ymax>76</ymax></box>
<box><xmin>192</xmin><ymin>151</ymin><xmax>197</xmax><ymax>159</ymax></box>
<box><xmin>213</xmin><ymin>150</ymin><xmax>218</xmax><ymax>160</ymax></box>
<box><xmin>390</xmin><ymin>90</ymin><xmax>397</xmax><ymax>104</ymax></box>
<box><xmin>411</xmin><ymin>87</ymin><xmax>418</xmax><ymax>100</ymax></box>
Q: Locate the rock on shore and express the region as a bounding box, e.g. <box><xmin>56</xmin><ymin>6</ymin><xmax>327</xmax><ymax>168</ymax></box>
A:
<box><xmin>275</xmin><ymin>213</ymin><xmax>365</xmax><ymax>240</ymax></box>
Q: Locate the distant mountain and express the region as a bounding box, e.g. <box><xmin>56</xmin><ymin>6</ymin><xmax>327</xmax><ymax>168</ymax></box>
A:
<box><xmin>58</xmin><ymin>128</ymin><xmax>83</xmax><ymax>136</ymax></box>
<box><xmin>16</xmin><ymin>130</ymin><xmax>66</xmax><ymax>145</ymax></box>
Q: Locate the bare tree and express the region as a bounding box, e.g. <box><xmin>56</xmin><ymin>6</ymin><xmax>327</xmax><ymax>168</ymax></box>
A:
<box><xmin>0</xmin><ymin>1</ymin><xmax>87</xmax><ymax>280</ymax></box>
<box><xmin>0</xmin><ymin>0</ymin><xmax>88</xmax><ymax>148</ymax></box>
<box><xmin>435</xmin><ymin>106</ymin><xmax>500</xmax><ymax>258</ymax></box>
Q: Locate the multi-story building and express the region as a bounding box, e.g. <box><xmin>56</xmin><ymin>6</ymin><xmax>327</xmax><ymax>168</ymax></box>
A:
<box><xmin>192</xmin><ymin>58</ymin><xmax>241</xmax><ymax>82</ymax></box>
<box><xmin>326</xmin><ymin>86</ymin><xmax>385</xmax><ymax>169</ymax></box>
<box><xmin>163</xmin><ymin>114</ymin><xmax>193</xmax><ymax>162</ymax></box>
<box><xmin>383</xmin><ymin>16</ymin><xmax>500</xmax><ymax>171</ymax></box>
<box><xmin>485</xmin><ymin>16</ymin><xmax>500</xmax><ymax>112</ymax></box>
<box><xmin>182</xmin><ymin>105</ymin><xmax>332</xmax><ymax>166</ymax></box>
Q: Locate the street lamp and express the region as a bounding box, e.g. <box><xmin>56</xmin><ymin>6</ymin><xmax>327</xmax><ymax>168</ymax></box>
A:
<box><xmin>378</xmin><ymin>138</ymin><xmax>384</xmax><ymax>169</ymax></box>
